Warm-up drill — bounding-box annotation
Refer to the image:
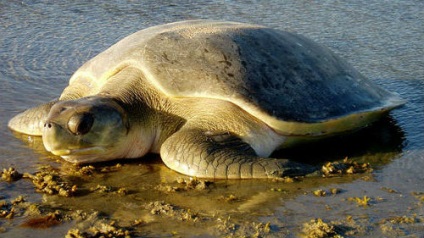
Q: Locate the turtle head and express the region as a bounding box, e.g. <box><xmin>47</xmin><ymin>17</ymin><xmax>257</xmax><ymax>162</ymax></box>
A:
<box><xmin>42</xmin><ymin>97</ymin><xmax>143</xmax><ymax>164</ymax></box>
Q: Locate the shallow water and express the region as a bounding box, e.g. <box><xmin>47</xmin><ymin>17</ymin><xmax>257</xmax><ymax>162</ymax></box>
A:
<box><xmin>1</xmin><ymin>1</ymin><xmax>423</xmax><ymax>237</ymax></box>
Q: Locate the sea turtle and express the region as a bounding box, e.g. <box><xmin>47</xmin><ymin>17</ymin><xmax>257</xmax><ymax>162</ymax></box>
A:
<box><xmin>8</xmin><ymin>20</ymin><xmax>404</xmax><ymax>179</ymax></box>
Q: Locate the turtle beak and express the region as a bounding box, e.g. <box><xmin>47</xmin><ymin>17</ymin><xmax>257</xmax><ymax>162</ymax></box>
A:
<box><xmin>42</xmin><ymin>121</ymin><xmax>71</xmax><ymax>153</ymax></box>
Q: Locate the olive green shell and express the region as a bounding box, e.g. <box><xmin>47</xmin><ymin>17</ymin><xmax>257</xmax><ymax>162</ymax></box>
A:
<box><xmin>66</xmin><ymin>20</ymin><xmax>404</xmax><ymax>135</ymax></box>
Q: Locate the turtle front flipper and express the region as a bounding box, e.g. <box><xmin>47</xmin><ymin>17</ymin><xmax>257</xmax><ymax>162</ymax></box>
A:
<box><xmin>8</xmin><ymin>100</ymin><xmax>58</xmax><ymax>136</ymax></box>
<box><xmin>160</xmin><ymin>129</ymin><xmax>315</xmax><ymax>179</ymax></box>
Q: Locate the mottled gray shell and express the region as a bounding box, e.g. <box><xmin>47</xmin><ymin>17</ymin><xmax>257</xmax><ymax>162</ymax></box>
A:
<box><xmin>67</xmin><ymin>20</ymin><xmax>403</xmax><ymax>135</ymax></box>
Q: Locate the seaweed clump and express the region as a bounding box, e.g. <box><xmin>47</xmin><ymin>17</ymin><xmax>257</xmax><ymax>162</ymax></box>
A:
<box><xmin>301</xmin><ymin>218</ymin><xmax>342</xmax><ymax>238</ymax></box>
<box><xmin>1</xmin><ymin>167</ymin><xmax>77</xmax><ymax>197</ymax></box>
<box><xmin>321</xmin><ymin>158</ymin><xmax>372</xmax><ymax>177</ymax></box>
<box><xmin>145</xmin><ymin>201</ymin><xmax>198</xmax><ymax>222</ymax></box>
<box><xmin>1</xmin><ymin>167</ymin><xmax>23</xmax><ymax>182</ymax></box>
<box><xmin>0</xmin><ymin>196</ymin><xmax>26</xmax><ymax>219</ymax></box>
<box><xmin>378</xmin><ymin>215</ymin><xmax>424</xmax><ymax>237</ymax></box>
<box><xmin>156</xmin><ymin>177</ymin><xmax>213</xmax><ymax>193</ymax></box>
<box><xmin>66</xmin><ymin>221</ymin><xmax>131</xmax><ymax>238</ymax></box>
<box><xmin>23</xmin><ymin>169</ymin><xmax>77</xmax><ymax>197</ymax></box>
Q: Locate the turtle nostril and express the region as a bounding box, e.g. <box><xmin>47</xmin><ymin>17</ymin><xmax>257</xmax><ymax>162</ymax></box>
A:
<box><xmin>44</xmin><ymin>122</ymin><xmax>52</xmax><ymax>128</ymax></box>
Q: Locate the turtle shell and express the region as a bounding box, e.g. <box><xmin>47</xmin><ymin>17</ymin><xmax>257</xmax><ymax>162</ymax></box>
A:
<box><xmin>67</xmin><ymin>20</ymin><xmax>404</xmax><ymax>136</ymax></box>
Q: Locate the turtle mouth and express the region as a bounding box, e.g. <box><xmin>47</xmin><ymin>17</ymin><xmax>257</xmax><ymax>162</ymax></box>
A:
<box><xmin>50</xmin><ymin>146</ymin><xmax>106</xmax><ymax>156</ymax></box>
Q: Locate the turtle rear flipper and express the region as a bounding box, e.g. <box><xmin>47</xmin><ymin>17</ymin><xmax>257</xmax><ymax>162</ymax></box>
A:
<box><xmin>8</xmin><ymin>100</ymin><xmax>58</xmax><ymax>136</ymax></box>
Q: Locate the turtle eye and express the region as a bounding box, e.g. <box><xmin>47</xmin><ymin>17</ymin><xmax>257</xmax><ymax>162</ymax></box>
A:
<box><xmin>68</xmin><ymin>113</ymin><xmax>94</xmax><ymax>135</ymax></box>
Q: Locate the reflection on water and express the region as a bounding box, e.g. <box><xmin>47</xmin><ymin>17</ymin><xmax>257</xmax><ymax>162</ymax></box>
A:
<box><xmin>1</xmin><ymin>0</ymin><xmax>423</xmax><ymax>237</ymax></box>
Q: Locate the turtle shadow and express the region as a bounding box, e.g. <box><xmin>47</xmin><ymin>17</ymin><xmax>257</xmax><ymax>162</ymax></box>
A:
<box><xmin>273</xmin><ymin>115</ymin><xmax>405</xmax><ymax>166</ymax></box>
